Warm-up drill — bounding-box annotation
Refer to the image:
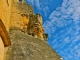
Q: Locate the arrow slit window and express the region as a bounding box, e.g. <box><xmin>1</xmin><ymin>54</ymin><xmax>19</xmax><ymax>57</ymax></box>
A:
<box><xmin>19</xmin><ymin>0</ymin><xmax>22</xmax><ymax>3</ymax></box>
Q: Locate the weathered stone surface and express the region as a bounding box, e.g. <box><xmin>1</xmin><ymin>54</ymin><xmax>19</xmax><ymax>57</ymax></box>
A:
<box><xmin>20</xmin><ymin>14</ymin><xmax>47</xmax><ymax>40</ymax></box>
<box><xmin>0</xmin><ymin>0</ymin><xmax>10</xmax><ymax>31</ymax></box>
<box><xmin>6</xmin><ymin>29</ymin><xmax>61</xmax><ymax>60</ymax></box>
<box><xmin>27</xmin><ymin>14</ymin><xmax>44</xmax><ymax>40</ymax></box>
<box><xmin>10</xmin><ymin>1</ymin><xmax>34</xmax><ymax>29</ymax></box>
<box><xmin>0</xmin><ymin>0</ymin><xmax>34</xmax><ymax>31</ymax></box>
<box><xmin>0</xmin><ymin>0</ymin><xmax>47</xmax><ymax>40</ymax></box>
<box><xmin>21</xmin><ymin>14</ymin><xmax>29</xmax><ymax>30</ymax></box>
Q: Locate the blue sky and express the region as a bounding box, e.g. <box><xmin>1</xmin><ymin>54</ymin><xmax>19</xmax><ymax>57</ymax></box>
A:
<box><xmin>26</xmin><ymin>0</ymin><xmax>63</xmax><ymax>22</ymax></box>
<box><xmin>26</xmin><ymin>0</ymin><xmax>80</xmax><ymax>60</ymax></box>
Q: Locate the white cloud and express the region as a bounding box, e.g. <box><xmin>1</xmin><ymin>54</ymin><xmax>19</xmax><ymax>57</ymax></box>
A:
<box><xmin>26</xmin><ymin>0</ymin><xmax>51</xmax><ymax>17</ymax></box>
<box><xmin>35</xmin><ymin>0</ymin><xmax>41</xmax><ymax>9</ymax></box>
<box><xmin>64</xmin><ymin>37</ymin><xmax>70</xmax><ymax>43</ymax></box>
<box><xmin>26</xmin><ymin>0</ymin><xmax>34</xmax><ymax>5</ymax></box>
<box><xmin>43</xmin><ymin>0</ymin><xmax>80</xmax><ymax>60</ymax></box>
<box><xmin>26</xmin><ymin>0</ymin><xmax>40</xmax><ymax>9</ymax></box>
<box><xmin>26</xmin><ymin>0</ymin><xmax>80</xmax><ymax>59</ymax></box>
<box><xmin>43</xmin><ymin>6</ymin><xmax>49</xmax><ymax>16</ymax></box>
<box><xmin>43</xmin><ymin>0</ymin><xmax>80</xmax><ymax>35</ymax></box>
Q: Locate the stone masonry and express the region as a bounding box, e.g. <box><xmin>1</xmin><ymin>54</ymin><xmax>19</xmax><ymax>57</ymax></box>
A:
<box><xmin>0</xmin><ymin>0</ymin><xmax>47</xmax><ymax>40</ymax></box>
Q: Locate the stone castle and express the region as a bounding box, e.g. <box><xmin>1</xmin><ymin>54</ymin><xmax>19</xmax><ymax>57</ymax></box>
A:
<box><xmin>0</xmin><ymin>0</ymin><xmax>48</xmax><ymax>41</ymax></box>
<box><xmin>0</xmin><ymin>0</ymin><xmax>63</xmax><ymax>60</ymax></box>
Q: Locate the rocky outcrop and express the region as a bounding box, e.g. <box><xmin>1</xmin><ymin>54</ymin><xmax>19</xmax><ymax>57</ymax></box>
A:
<box><xmin>5</xmin><ymin>29</ymin><xmax>62</xmax><ymax>60</ymax></box>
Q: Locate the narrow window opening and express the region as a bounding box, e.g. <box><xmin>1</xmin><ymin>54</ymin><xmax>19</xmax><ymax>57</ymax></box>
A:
<box><xmin>7</xmin><ymin>0</ymin><xmax>9</xmax><ymax>6</ymax></box>
<box><xmin>19</xmin><ymin>0</ymin><xmax>22</xmax><ymax>3</ymax></box>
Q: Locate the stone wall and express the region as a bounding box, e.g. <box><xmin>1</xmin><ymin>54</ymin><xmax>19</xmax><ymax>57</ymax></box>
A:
<box><xmin>0</xmin><ymin>0</ymin><xmax>10</xmax><ymax>32</ymax></box>
<box><xmin>10</xmin><ymin>0</ymin><xmax>34</xmax><ymax>29</ymax></box>
<box><xmin>21</xmin><ymin>14</ymin><xmax>29</xmax><ymax>30</ymax></box>
<box><xmin>0</xmin><ymin>0</ymin><xmax>34</xmax><ymax>31</ymax></box>
<box><xmin>20</xmin><ymin>14</ymin><xmax>47</xmax><ymax>40</ymax></box>
<box><xmin>6</xmin><ymin>29</ymin><xmax>62</xmax><ymax>60</ymax></box>
<box><xmin>0</xmin><ymin>0</ymin><xmax>47</xmax><ymax>40</ymax></box>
